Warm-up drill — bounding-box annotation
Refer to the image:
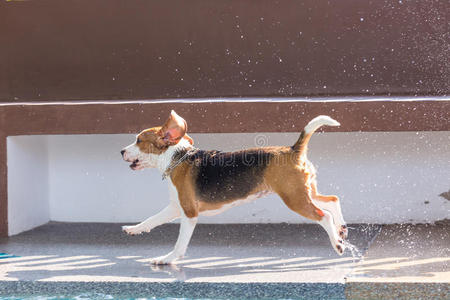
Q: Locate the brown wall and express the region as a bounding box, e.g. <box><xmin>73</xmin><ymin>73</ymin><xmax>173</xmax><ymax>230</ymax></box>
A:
<box><xmin>1</xmin><ymin>100</ymin><xmax>450</xmax><ymax>135</ymax></box>
<box><xmin>1</xmin><ymin>0</ymin><xmax>448</xmax><ymax>102</ymax></box>
<box><xmin>0</xmin><ymin>134</ymin><xmax>6</xmax><ymax>236</ymax></box>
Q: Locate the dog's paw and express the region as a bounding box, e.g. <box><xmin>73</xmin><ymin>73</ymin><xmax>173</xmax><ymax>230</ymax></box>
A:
<box><xmin>150</xmin><ymin>255</ymin><xmax>174</xmax><ymax>265</ymax></box>
<box><xmin>122</xmin><ymin>225</ymin><xmax>146</xmax><ymax>235</ymax></box>
<box><xmin>334</xmin><ymin>239</ymin><xmax>346</xmax><ymax>256</ymax></box>
<box><xmin>339</xmin><ymin>224</ymin><xmax>348</xmax><ymax>240</ymax></box>
<box><xmin>150</xmin><ymin>252</ymin><xmax>180</xmax><ymax>265</ymax></box>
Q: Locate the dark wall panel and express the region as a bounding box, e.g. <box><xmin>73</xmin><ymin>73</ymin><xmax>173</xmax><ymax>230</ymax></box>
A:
<box><xmin>0</xmin><ymin>0</ymin><xmax>448</xmax><ymax>102</ymax></box>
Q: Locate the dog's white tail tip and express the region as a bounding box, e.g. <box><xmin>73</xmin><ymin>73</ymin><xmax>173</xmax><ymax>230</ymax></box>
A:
<box><xmin>304</xmin><ymin>115</ymin><xmax>340</xmax><ymax>134</ymax></box>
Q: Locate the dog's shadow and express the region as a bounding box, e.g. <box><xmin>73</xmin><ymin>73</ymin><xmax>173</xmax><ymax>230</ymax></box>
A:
<box><xmin>1</xmin><ymin>253</ymin><xmax>355</xmax><ymax>283</ymax></box>
<box><xmin>150</xmin><ymin>264</ymin><xmax>187</xmax><ymax>281</ymax></box>
<box><xmin>147</xmin><ymin>255</ymin><xmax>358</xmax><ymax>282</ymax></box>
<box><xmin>149</xmin><ymin>253</ymin><xmax>448</xmax><ymax>283</ymax></box>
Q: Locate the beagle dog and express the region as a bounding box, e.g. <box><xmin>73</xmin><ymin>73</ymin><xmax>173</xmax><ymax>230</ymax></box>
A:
<box><xmin>121</xmin><ymin>110</ymin><xmax>347</xmax><ymax>264</ymax></box>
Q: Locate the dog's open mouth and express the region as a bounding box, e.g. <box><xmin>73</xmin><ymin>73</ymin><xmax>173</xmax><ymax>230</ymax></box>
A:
<box><xmin>130</xmin><ymin>159</ymin><xmax>140</xmax><ymax>170</ymax></box>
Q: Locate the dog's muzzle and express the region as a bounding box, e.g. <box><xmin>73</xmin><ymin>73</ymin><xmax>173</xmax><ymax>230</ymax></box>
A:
<box><xmin>129</xmin><ymin>159</ymin><xmax>140</xmax><ymax>170</ymax></box>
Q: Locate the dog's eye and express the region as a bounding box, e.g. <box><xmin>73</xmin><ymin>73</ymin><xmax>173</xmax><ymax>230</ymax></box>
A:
<box><xmin>136</xmin><ymin>138</ymin><xmax>141</xmax><ymax>144</ymax></box>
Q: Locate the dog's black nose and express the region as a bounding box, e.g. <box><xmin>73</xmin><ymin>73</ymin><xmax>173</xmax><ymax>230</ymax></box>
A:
<box><xmin>120</xmin><ymin>150</ymin><xmax>125</xmax><ymax>156</ymax></box>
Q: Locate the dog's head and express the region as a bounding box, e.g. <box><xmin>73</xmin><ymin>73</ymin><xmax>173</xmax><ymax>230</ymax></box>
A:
<box><xmin>121</xmin><ymin>110</ymin><xmax>193</xmax><ymax>170</ymax></box>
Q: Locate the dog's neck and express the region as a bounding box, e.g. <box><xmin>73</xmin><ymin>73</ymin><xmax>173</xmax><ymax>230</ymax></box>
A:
<box><xmin>161</xmin><ymin>147</ymin><xmax>199</xmax><ymax>180</ymax></box>
<box><xmin>156</xmin><ymin>138</ymin><xmax>193</xmax><ymax>174</ymax></box>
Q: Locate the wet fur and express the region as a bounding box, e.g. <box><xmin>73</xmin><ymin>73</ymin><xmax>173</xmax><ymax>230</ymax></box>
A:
<box><xmin>121</xmin><ymin>112</ymin><xmax>347</xmax><ymax>264</ymax></box>
<box><xmin>169</xmin><ymin>145</ymin><xmax>327</xmax><ymax>223</ymax></box>
<box><xmin>189</xmin><ymin>148</ymin><xmax>273</xmax><ymax>203</ymax></box>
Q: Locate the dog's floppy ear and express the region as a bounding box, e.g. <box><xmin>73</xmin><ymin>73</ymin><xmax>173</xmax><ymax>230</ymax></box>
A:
<box><xmin>158</xmin><ymin>110</ymin><xmax>187</xmax><ymax>146</ymax></box>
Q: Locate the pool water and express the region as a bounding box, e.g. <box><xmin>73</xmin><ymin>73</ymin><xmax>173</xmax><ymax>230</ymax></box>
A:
<box><xmin>0</xmin><ymin>297</ymin><xmax>206</xmax><ymax>300</ymax></box>
<box><xmin>0</xmin><ymin>297</ymin><xmax>269</xmax><ymax>300</ymax></box>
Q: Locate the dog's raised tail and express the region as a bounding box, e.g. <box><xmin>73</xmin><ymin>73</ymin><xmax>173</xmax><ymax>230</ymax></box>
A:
<box><xmin>292</xmin><ymin>115</ymin><xmax>340</xmax><ymax>156</ymax></box>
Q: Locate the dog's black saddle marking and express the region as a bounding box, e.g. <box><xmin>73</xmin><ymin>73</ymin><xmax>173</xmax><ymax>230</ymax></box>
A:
<box><xmin>186</xmin><ymin>149</ymin><xmax>273</xmax><ymax>203</ymax></box>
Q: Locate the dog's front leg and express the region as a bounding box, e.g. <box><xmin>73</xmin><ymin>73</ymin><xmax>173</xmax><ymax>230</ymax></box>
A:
<box><xmin>123</xmin><ymin>180</ymin><xmax>180</xmax><ymax>235</ymax></box>
<box><xmin>151</xmin><ymin>215</ymin><xmax>198</xmax><ymax>265</ymax></box>
<box><xmin>122</xmin><ymin>203</ymin><xmax>180</xmax><ymax>235</ymax></box>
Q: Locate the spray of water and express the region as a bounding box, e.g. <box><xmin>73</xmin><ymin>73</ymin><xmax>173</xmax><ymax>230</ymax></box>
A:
<box><xmin>343</xmin><ymin>240</ymin><xmax>363</xmax><ymax>262</ymax></box>
<box><xmin>343</xmin><ymin>225</ymin><xmax>363</xmax><ymax>262</ymax></box>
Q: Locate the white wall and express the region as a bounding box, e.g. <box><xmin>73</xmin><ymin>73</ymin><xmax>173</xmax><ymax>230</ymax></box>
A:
<box><xmin>7</xmin><ymin>131</ymin><xmax>450</xmax><ymax>235</ymax></box>
<box><xmin>47</xmin><ymin>134</ymin><xmax>163</xmax><ymax>223</ymax></box>
<box><xmin>7</xmin><ymin>136</ymin><xmax>50</xmax><ymax>236</ymax></box>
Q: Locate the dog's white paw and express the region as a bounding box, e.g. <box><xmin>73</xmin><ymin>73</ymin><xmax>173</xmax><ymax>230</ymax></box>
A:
<box><xmin>339</xmin><ymin>224</ymin><xmax>348</xmax><ymax>240</ymax></box>
<box><xmin>334</xmin><ymin>239</ymin><xmax>346</xmax><ymax>256</ymax></box>
<box><xmin>122</xmin><ymin>225</ymin><xmax>147</xmax><ymax>235</ymax></box>
<box><xmin>150</xmin><ymin>252</ymin><xmax>180</xmax><ymax>265</ymax></box>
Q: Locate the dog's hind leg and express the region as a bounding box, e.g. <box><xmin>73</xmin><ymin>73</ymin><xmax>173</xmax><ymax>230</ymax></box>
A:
<box><xmin>278</xmin><ymin>191</ymin><xmax>345</xmax><ymax>255</ymax></box>
<box><xmin>310</xmin><ymin>182</ymin><xmax>348</xmax><ymax>239</ymax></box>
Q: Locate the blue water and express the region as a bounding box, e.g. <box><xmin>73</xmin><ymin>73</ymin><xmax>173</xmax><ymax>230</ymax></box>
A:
<box><xmin>0</xmin><ymin>297</ymin><xmax>195</xmax><ymax>300</ymax></box>
<box><xmin>0</xmin><ymin>253</ymin><xmax>19</xmax><ymax>259</ymax></box>
<box><xmin>0</xmin><ymin>297</ymin><xmax>245</xmax><ymax>300</ymax></box>
<box><xmin>0</xmin><ymin>297</ymin><xmax>299</xmax><ymax>300</ymax></box>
